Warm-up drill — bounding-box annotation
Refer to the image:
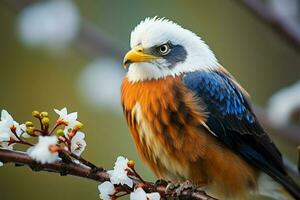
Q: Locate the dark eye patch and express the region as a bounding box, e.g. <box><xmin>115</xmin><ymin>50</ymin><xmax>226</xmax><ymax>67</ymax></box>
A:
<box><xmin>144</xmin><ymin>42</ymin><xmax>187</xmax><ymax>69</ymax></box>
<box><xmin>163</xmin><ymin>43</ymin><xmax>187</xmax><ymax>68</ymax></box>
<box><xmin>144</xmin><ymin>42</ymin><xmax>172</xmax><ymax>56</ymax></box>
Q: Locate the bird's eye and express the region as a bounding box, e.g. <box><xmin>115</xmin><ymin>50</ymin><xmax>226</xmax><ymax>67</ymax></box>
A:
<box><xmin>158</xmin><ymin>44</ymin><xmax>171</xmax><ymax>55</ymax></box>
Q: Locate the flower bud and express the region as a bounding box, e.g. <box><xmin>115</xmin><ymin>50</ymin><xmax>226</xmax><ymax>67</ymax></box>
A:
<box><xmin>40</xmin><ymin>112</ymin><xmax>49</xmax><ymax>118</ymax></box>
<box><xmin>56</xmin><ymin>129</ymin><xmax>64</xmax><ymax>137</ymax></box>
<box><xmin>75</xmin><ymin>121</ymin><xmax>84</xmax><ymax>130</ymax></box>
<box><xmin>32</xmin><ymin>111</ymin><xmax>40</xmax><ymax>118</ymax></box>
<box><xmin>26</xmin><ymin>127</ymin><xmax>34</xmax><ymax>135</ymax></box>
<box><xmin>41</xmin><ymin>117</ymin><xmax>50</xmax><ymax>126</ymax></box>
<box><xmin>25</xmin><ymin>121</ymin><xmax>34</xmax><ymax>127</ymax></box>
<box><xmin>127</xmin><ymin>160</ymin><xmax>135</xmax><ymax>168</ymax></box>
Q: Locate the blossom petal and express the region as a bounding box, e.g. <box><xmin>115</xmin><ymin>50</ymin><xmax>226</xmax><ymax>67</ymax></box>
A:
<box><xmin>1</xmin><ymin>110</ymin><xmax>13</xmax><ymax>122</ymax></box>
<box><xmin>130</xmin><ymin>188</ymin><xmax>147</xmax><ymax>200</ymax></box>
<box><xmin>68</xmin><ymin>112</ymin><xmax>78</xmax><ymax>121</ymax></box>
<box><xmin>54</xmin><ymin>108</ymin><xmax>60</xmax><ymax>115</ymax></box>
<box><xmin>54</xmin><ymin>107</ymin><xmax>67</xmax><ymax>117</ymax></box>
<box><xmin>0</xmin><ymin>132</ymin><xmax>10</xmax><ymax>142</ymax></box>
<box><xmin>147</xmin><ymin>192</ymin><xmax>161</xmax><ymax>200</ymax></box>
<box><xmin>27</xmin><ymin>136</ymin><xmax>59</xmax><ymax>164</ymax></box>
<box><xmin>61</xmin><ymin>107</ymin><xmax>67</xmax><ymax>116</ymax></box>
<box><xmin>98</xmin><ymin>181</ymin><xmax>115</xmax><ymax>200</ymax></box>
<box><xmin>107</xmin><ymin>156</ymin><xmax>133</xmax><ymax>188</ymax></box>
<box><xmin>70</xmin><ymin>131</ymin><xmax>86</xmax><ymax>156</ymax></box>
<box><xmin>130</xmin><ymin>188</ymin><xmax>160</xmax><ymax>200</ymax></box>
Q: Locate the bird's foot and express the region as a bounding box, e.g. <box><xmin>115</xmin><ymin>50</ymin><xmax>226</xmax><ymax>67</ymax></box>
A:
<box><xmin>165</xmin><ymin>180</ymin><xmax>195</xmax><ymax>199</ymax></box>
<box><xmin>154</xmin><ymin>179</ymin><xmax>168</xmax><ymax>188</ymax></box>
<box><xmin>165</xmin><ymin>182</ymin><xmax>180</xmax><ymax>200</ymax></box>
<box><xmin>175</xmin><ymin>180</ymin><xmax>194</xmax><ymax>197</ymax></box>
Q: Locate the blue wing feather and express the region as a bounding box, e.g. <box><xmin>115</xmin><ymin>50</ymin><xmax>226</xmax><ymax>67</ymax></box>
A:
<box><xmin>184</xmin><ymin>70</ymin><xmax>256</xmax><ymax>129</ymax></box>
<box><xmin>183</xmin><ymin>69</ymin><xmax>300</xmax><ymax>199</ymax></box>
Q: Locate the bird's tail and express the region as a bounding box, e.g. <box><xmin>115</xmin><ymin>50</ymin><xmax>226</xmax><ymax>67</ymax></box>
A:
<box><xmin>258</xmin><ymin>173</ymin><xmax>300</xmax><ymax>200</ymax></box>
<box><xmin>277</xmin><ymin>174</ymin><xmax>300</xmax><ymax>200</ymax></box>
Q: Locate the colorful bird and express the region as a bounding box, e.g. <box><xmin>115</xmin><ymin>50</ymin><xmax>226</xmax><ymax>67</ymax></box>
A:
<box><xmin>121</xmin><ymin>17</ymin><xmax>300</xmax><ymax>200</ymax></box>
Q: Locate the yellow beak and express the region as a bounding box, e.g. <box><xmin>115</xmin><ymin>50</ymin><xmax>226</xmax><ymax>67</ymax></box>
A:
<box><xmin>123</xmin><ymin>46</ymin><xmax>159</xmax><ymax>68</ymax></box>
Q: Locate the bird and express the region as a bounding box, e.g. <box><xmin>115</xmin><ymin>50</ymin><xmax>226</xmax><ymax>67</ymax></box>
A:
<box><xmin>121</xmin><ymin>17</ymin><xmax>300</xmax><ymax>200</ymax></box>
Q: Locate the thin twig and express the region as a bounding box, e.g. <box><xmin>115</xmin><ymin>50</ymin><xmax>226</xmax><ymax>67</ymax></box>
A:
<box><xmin>49</xmin><ymin>123</ymin><xmax>60</xmax><ymax>135</ymax></box>
<box><xmin>60</xmin><ymin>148</ymin><xmax>100</xmax><ymax>170</ymax></box>
<box><xmin>13</xmin><ymin>140</ymin><xmax>34</xmax><ymax>147</ymax></box>
<box><xmin>33</xmin><ymin>128</ymin><xmax>47</xmax><ymax>135</ymax></box>
<box><xmin>75</xmin><ymin>21</ymin><xmax>125</xmax><ymax>59</ymax></box>
<box><xmin>235</xmin><ymin>0</ymin><xmax>300</xmax><ymax>52</ymax></box>
<box><xmin>129</xmin><ymin>166</ymin><xmax>146</xmax><ymax>184</ymax></box>
<box><xmin>3</xmin><ymin>139</ymin><xmax>34</xmax><ymax>147</ymax></box>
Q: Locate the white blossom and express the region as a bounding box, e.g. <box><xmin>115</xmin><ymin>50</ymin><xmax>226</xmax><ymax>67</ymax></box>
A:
<box><xmin>268</xmin><ymin>0</ymin><xmax>300</xmax><ymax>40</ymax></box>
<box><xmin>147</xmin><ymin>192</ymin><xmax>161</xmax><ymax>200</ymax></box>
<box><xmin>19</xmin><ymin>123</ymin><xmax>26</xmax><ymax>132</ymax></box>
<box><xmin>269</xmin><ymin>0</ymin><xmax>299</xmax><ymax>20</ymax></box>
<box><xmin>0</xmin><ymin>110</ymin><xmax>20</xmax><ymax>138</ymax></box>
<box><xmin>0</xmin><ymin>161</ymin><xmax>3</xmax><ymax>167</ymax></box>
<box><xmin>0</xmin><ymin>132</ymin><xmax>10</xmax><ymax>143</ymax></box>
<box><xmin>267</xmin><ymin>81</ymin><xmax>300</xmax><ymax>126</ymax></box>
<box><xmin>70</xmin><ymin>131</ymin><xmax>86</xmax><ymax>156</ymax></box>
<box><xmin>27</xmin><ymin>136</ymin><xmax>59</xmax><ymax>164</ymax></box>
<box><xmin>17</xmin><ymin>0</ymin><xmax>80</xmax><ymax>50</ymax></box>
<box><xmin>130</xmin><ymin>188</ymin><xmax>147</xmax><ymax>200</ymax></box>
<box><xmin>107</xmin><ymin>156</ymin><xmax>133</xmax><ymax>188</ymax></box>
<box><xmin>20</xmin><ymin>124</ymin><xmax>31</xmax><ymax>138</ymax></box>
<box><xmin>77</xmin><ymin>58</ymin><xmax>124</xmax><ymax>112</ymax></box>
<box><xmin>0</xmin><ymin>110</ymin><xmax>24</xmax><ymax>149</ymax></box>
<box><xmin>0</xmin><ymin>140</ymin><xmax>13</xmax><ymax>150</ymax></box>
<box><xmin>130</xmin><ymin>187</ymin><xmax>160</xmax><ymax>200</ymax></box>
<box><xmin>54</xmin><ymin>107</ymin><xmax>78</xmax><ymax>128</ymax></box>
<box><xmin>1</xmin><ymin>110</ymin><xmax>14</xmax><ymax>124</ymax></box>
<box><xmin>98</xmin><ymin>181</ymin><xmax>115</xmax><ymax>200</ymax></box>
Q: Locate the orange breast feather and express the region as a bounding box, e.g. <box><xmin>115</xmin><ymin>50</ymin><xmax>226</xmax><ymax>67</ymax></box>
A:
<box><xmin>121</xmin><ymin>76</ymin><xmax>257</xmax><ymax>199</ymax></box>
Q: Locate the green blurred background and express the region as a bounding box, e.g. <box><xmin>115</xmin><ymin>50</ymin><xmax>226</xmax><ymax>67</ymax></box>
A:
<box><xmin>0</xmin><ymin>0</ymin><xmax>300</xmax><ymax>199</ymax></box>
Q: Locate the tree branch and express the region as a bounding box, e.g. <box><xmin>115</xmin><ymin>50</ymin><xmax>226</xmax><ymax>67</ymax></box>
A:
<box><xmin>0</xmin><ymin>0</ymin><xmax>125</xmax><ymax>60</ymax></box>
<box><xmin>75</xmin><ymin>21</ymin><xmax>125</xmax><ymax>59</ymax></box>
<box><xmin>235</xmin><ymin>0</ymin><xmax>300</xmax><ymax>52</ymax></box>
<box><xmin>0</xmin><ymin>149</ymin><xmax>217</xmax><ymax>200</ymax></box>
